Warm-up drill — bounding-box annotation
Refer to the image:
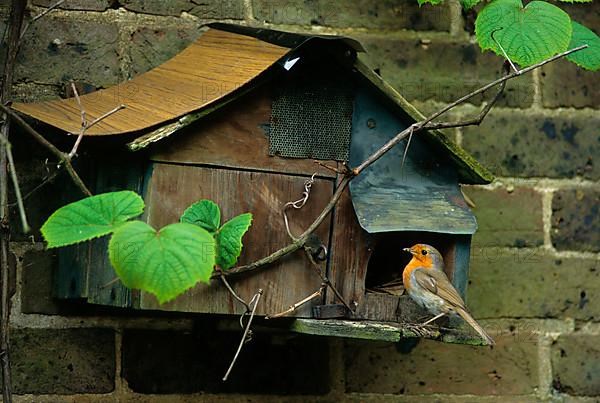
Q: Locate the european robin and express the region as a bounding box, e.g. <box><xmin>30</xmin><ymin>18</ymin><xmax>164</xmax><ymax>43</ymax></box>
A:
<box><xmin>402</xmin><ymin>243</ymin><xmax>495</xmax><ymax>345</ymax></box>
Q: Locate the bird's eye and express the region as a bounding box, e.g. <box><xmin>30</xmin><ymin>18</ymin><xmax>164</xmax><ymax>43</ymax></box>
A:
<box><xmin>421</xmin><ymin>250</ymin><xmax>428</xmax><ymax>256</ymax></box>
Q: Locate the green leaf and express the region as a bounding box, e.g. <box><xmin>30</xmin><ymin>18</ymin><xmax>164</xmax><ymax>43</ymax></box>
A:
<box><xmin>180</xmin><ymin>199</ymin><xmax>221</xmax><ymax>233</ymax></box>
<box><xmin>216</xmin><ymin>213</ymin><xmax>253</xmax><ymax>270</ymax></box>
<box><xmin>417</xmin><ymin>0</ymin><xmax>444</xmax><ymax>5</ymax></box>
<box><xmin>566</xmin><ymin>21</ymin><xmax>600</xmax><ymax>71</ymax></box>
<box><xmin>109</xmin><ymin>221</ymin><xmax>216</xmax><ymax>304</ymax></box>
<box><xmin>556</xmin><ymin>0</ymin><xmax>592</xmax><ymax>2</ymax></box>
<box><xmin>460</xmin><ymin>0</ymin><xmax>481</xmax><ymax>9</ymax></box>
<box><xmin>475</xmin><ymin>0</ymin><xmax>572</xmax><ymax>67</ymax></box>
<box><xmin>41</xmin><ymin>191</ymin><xmax>144</xmax><ymax>248</ymax></box>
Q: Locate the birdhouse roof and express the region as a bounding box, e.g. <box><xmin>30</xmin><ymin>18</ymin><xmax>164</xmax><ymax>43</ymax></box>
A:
<box><xmin>12</xmin><ymin>23</ymin><xmax>492</xmax><ymax>184</ymax></box>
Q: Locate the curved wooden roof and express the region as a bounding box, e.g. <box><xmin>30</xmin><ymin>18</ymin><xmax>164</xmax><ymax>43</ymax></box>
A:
<box><xmin>12</xmin><ymin>24</ymin><xmax>493</xmax><ymax>184</ymax></box>
<box><xmin>12</xmin><ymin>29</ymin><xmax>289</xmax><ymax>135</ymax></box>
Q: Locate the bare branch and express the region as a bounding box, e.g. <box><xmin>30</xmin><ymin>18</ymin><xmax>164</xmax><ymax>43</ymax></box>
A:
<box><xmin>424</xmin><ymin>63</ymin><xmax>508</xmax><ymax>131</ymax></box>
<box><xmin>222</xmin><ymin>289</ymin><xmax>262</xmax><ymax>381</ymax></box>
<box><xmin>68</xmin><ymin>80</ymin><xmax>126</xmax><ymax>158</ymax></box>
<box><xmin>0</xmin><ymin>104</ymin><xmax>92</xmax><ymax>196</ymax></box>
<box><xmin>491</xmin><ymin>28</ymin><xmax>518</xmax><ymax>73</ymax></box>
<box><xmin>9</xmin><ymin>167</ymin><xmax>61</xmax><ymax>206</ymax></box>
<box><xmin>19</xmin><ymin>0</ymin><xmax>66</xmax><ymax>42</ymax></box>
<box><xmin>86</xmin><ymin>104</ymin><xmax>126</xmax><ymax>131</ymax></box>
<box><xmin>5</xmin><ymin>144</ymin><xmax>28</xmax><ymax>232</ymax></box>
<box><xmin>303</xmin><ymin>246</ymin><xmax>354</xmax><ymax>313</ymax></box>
<box><xmin>219</xmin><ymin>271</ymin><xmax>250</xmax><ymax>313</ymax></box>
<box><xmin>265</xmin><ymin>284</ymin><xmax>325</xmax><ymax>319</ymax></box>
<box><xmin>1</xmin><ymin>2</ymin><xmax>27</xmax><ymax>400</ymax></box>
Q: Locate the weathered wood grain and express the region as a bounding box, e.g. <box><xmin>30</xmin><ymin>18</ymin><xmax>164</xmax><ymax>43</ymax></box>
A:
<box><xmin>288</xmin><ymin>318</ymin><xmax>485</xmax><ymax>345</ymax></box>
<box><xmin>13</xmin><ymin>29</ymin><xmax>288</xmax><ymax>135</ymax></box>
<box><xmin>327</xmin><ymin>183</ymin><xmax>373</xmax><ymax>310</ymax></box>
<box><xmin>149</xmin><ymin>87</ymin><xmax>337</xmax><ymax>178</ymax></box>
<box><xmin>140</xmin><ymin>163</ymin><xmax>334</xmax><ymax>316</ymax></box>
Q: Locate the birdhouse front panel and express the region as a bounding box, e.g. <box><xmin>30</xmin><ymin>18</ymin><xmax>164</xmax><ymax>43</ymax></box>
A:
<box><xmin>326</xmin><ymin>85</ymin><xmax>476</xmax><ymax>322</ymax></box>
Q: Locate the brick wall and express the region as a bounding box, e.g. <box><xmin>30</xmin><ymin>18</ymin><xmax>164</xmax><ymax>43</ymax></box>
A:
<box><xmin>2</xmin><ymin>0</ymin><xmax>599</xmax><ymax>401</ymax></box>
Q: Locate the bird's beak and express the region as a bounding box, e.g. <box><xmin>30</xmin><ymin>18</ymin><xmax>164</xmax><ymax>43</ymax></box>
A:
<box><xmin>403</xmin><ymin>247</ymin><xmax>413</xmax><ymax>255</ymax></box>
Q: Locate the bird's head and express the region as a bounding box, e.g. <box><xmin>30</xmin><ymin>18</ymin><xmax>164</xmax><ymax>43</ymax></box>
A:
<box><xmin>403</xmin><ymin>244</ymin><xmax>444</xmax><ymax>269</ymax></box>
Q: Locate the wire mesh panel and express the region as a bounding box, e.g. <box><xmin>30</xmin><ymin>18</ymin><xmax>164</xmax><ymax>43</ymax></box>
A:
<box><xmin>269</xmin><ymin>77</ymin><xmax>353</xmax><ymax>161</ymax></box>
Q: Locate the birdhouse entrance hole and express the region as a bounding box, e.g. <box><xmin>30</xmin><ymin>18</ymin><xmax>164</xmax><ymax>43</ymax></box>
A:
<box><xmin>365</xmin><ymin>232</ymin><xmax>458</xmax><ymax>296</ymax></box>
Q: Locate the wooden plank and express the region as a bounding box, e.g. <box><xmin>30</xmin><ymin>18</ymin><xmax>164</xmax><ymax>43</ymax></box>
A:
<box><xmin>55</xmin><ymin>158</ymin><xmax>146</xmax><ymax>307</ymax></box>
<box><xmin>452</xmin><ymin>235</ymin><xmax>472</xmax><ymax>298</ymax></box>
<box><xmin>288</xmin><ymin>318</ymin><xmax>485</xmax><ymax>345</ymax></box>
<box><xmin>326</xmin><ymin>184</ymin><xmax>373</xmax><ymax>310</ymax></box>
<box><xmin>13</xmin><ymin>29</ymin><xmax>289</xmax><ymax>135</ymax></box>
<box><xmin>83</xmin><ymin>160</ymin><xmax>147</xmax><ymax>307</ymax></box>
<box><xmin>149</xmin><ymin>87</ymin><xmax>337</xmax><ymax>178</ymax></box>
<box><xmin>140</xmin><ymin>163</ymin><xmax>333</xmax><ymax>316</ymax></box>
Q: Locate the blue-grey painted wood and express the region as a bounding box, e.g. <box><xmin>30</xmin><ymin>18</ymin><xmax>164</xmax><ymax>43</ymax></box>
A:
<box><xmin>349</xmin><ymin>86</ymin><xmax>477</xmax><ymax>235</ymax></box>
<box><xmin>452</xmin><ymin>235</ymin><xmax>472</xmax><ymax>298</ymax></box>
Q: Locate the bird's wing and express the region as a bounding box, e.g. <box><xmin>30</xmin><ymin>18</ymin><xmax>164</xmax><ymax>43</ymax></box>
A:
<box><xmin>413</xmin><ymin>269</ymin><xmax>467</xmax><ymax>310</ymax></box>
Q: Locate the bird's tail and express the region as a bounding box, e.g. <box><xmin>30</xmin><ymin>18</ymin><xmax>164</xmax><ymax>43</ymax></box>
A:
<box><xmin>456</xmin><ymin>307</ymin><xmax>495</xmax><ymax>345</ymax></box>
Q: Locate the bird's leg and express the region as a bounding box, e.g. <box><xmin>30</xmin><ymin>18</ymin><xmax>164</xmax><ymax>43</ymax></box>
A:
<box><xmin>421</xmin><ymin>313</ymin><xmax>445</xmax><ymax>326</ymax></box>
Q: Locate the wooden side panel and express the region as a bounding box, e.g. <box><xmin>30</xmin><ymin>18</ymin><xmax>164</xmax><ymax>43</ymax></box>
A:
<box><xmin>452</xmin><ymin>235</ymin><xmax>472</xmax><ymax>298</ymax></box>
<box><xmin>55</xmin><ymin>158</ymin><xmax>145</xmax><ymax>308</ymax></box>
<box><xmin>140</xmin><ymin>163</ymin><xmax>333</xmax><ymax>316</ymax></box>
<box><xmin>149</xmin><ymin>88</ymin><xmax>337</xmax><ymax>178</ymax></box>
<box><xmin>327</xmin><ymin>185</ymin><xmax>373</xmax><ymax>310</ymax></box>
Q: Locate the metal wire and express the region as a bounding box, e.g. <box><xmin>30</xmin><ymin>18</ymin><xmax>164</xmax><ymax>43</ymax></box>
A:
<box><xmin>269</xmin><ymin>77</ymin><xmax>353</xmax><ymax>161</ymax></box>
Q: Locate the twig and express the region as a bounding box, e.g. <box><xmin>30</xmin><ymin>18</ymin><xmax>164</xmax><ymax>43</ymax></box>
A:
<box><xmin>5</xmin><ymin>143</ymin><xmax>28</xmax><ymax>232</ymax></box>
<box><xmin>19</xmin><ymin>0</ymin><xmax>66</xmax><ymax>42</ymax></box>
<box><xmin>220</xmin><ymin>45</ymin><xmax>587</xmax><ymax>280</ymax></box>
<box><xmin>424</xmin><ymin>62</ymin><xmax>509</xmax><ymax>131</ymax></box>
<box><xmin>86</xmin><ymin>104</ymin><xmax>126</xmax><ymax>131</ymax></box>
<box><xmin>303</xmin><ymin>246</ymin><xmax>354</xmax><ymax>313</ymax></box>
<box><xmin>69</xmin><ymin>105</ymin><xmax>126</xmax><ymax>157</ymax></box>
<box><xmin>352</xmin><ymin>45</ymin><xmax>588</xmax><ymax>176</ymax></box>
<box><xmin>223</xmin><ymin>289</ymin><xmax>262</xmax><ymax>381</ymax></box>
<box><xmin>399</xmin><ymin>125</ymin><xmax>414</xmax><ymax>179</ymax></box>
<box><xmin>0</xmin><ymin>104</ymin><xmax>92</xmax><ymax>196</ymax></box>
<box><xmin>313</xmin><ymin>160</ymin><xmax>346</xmax><ymax>175</ymax></box>
<box><xmin>265</xmin><ymin>284</ymin><xmax>325</xmax><ymax>319</ymax></box>
<box><xmin>67</xmin><ymin>80</ymin><xmax>126</xmax><ymax>158</ymax></box>
<box><xmin>0</xmin><ymin>1</ymin><xmax>27</xmax><ymax>401</ymax></box>
<box><xmin>219</xmin><ymin>271</ymin><xmax>251</xmax><ymax>313</ymax></box>
<box><xmin>491</xmin><ymin>28</ymin><xmax>518</xmax><ymax>73</ymax></box>
<box><xmin>8</xmin><ymin>168</ymin><xmax>60</xmax><ymax>207</ymax></box>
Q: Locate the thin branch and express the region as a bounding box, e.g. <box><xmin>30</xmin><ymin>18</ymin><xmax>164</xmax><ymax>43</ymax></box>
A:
<box><xmin>303</xmin><ymin>246</ymin><xmax>354</xmax><ymax>313</ymax></box>
<box><xmin>220</xmin><ymin>45</ymin><xmax>587</xmax><ymax>280</ymax></box>
<box><xmin>219</xmin><ymin>272</ymin><xmax>251</xmax><ymax>313</ymax></box>
<box><xmin>5</xmin><ymin>144</ymin><xmax>28</xmax><ymax>232</ymax></box>
<box><xmin>423</xmin><ymin>65</ymin><xmax>508</xmax><ymax>131</ymax></box>
<box><xmin>19</xmin><ymin>0</ymin><xmax>66</xmax><ymax>42</ymax></box>
<box><xmin>265</xmin><ymin>284</ymin><xmax>325</xmax><ymax>319</ymax></box>
<box><xmin>0</xmin><ymin>1</ymin><xmax>27</xmax><ymax>401</ymax></box>
<box><xmin>86</xmin><ymin>104</ymin><xmax>127</xmax><ymax>131</ymax></box>
<box><xmin>68</xmin><ymin>80</ymin><xmax>126</xmax><ymax>158</ymax></box>
<box><xmin>222</xmin><ymin>289</ymin><xmax>262</xmax><ymax>381</ymax></box>
<box><xmin>313</xmin><ymin>160</ymin><xmax>346</xmax><ymax>175</ymax></box>
<box><xmin>491</xmin><ymin>29</ymin><xmax>518</xmax><ymax>74</ymax></box>
<box><xmin>0</xmin><ymin>104</ymin><xmax>92</xmax><ymax>196</ymax></box>
<box><xmin>8</xmin><ymin>168</ymin><xmax>60</xmax><ymax>207</ymax></box>
<box><xmin>352</xmin><ymin>45</ymin><xmax>588</xmax><ymax>176</ymax></box>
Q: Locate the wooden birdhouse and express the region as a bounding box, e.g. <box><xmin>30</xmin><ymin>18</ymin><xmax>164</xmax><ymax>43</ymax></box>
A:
<box><xmin>14</xmin><ymin>24</ymin><xmax>493</xmax><ymax>340</ymax></box>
